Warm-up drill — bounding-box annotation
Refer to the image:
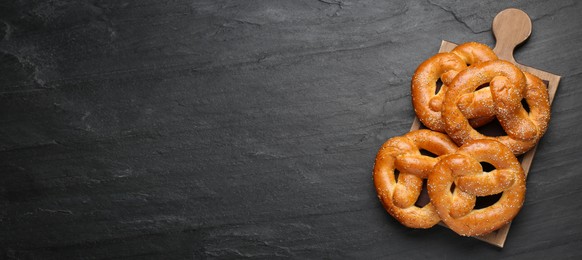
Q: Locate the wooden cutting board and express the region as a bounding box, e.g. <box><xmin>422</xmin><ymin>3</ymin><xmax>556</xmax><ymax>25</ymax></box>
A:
<box><xmin>409</xmin><ymin>8</ymin><xmax>560</xmax><ymax>248</ymax></box>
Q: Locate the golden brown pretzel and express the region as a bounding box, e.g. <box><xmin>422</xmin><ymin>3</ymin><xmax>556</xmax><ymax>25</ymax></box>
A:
<box><xmin>442</xmin><ymin>60</ymin><xmax>550</xmax><ymax>154</ymax></box>
<box><xmin>427</xmin><ymin>139</ymin><xmax>526</xmax><ymax>236</ymax></box>
<box><xmin>411</xmin><ymin>42</ymin><xmax>498</xmax><ymax>132</ymax></box>
<box><xmin>373</xmin><ymin>130</ymin><xmax>458</xmax><ymax>228</ymax></box>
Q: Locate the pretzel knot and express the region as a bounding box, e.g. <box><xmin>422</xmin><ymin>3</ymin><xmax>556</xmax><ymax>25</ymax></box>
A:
<box><xmin>443</xmin><ymin>60</ymin><xmax>551</xmax><ymax>155</ymax></box>
<box><xmin>373</xmin><ymin>130</ymin><xmax>458</xmax><ymax>228</ymax></box>
<box><xmin>412</xmin><ymin>42</ymin><xmax>498</xmax><ymax>132</ymax></box>
<box><xmin>428</xmin><ymin>139</ymin><xmax>526</xmax><ymax>236</ymax></box>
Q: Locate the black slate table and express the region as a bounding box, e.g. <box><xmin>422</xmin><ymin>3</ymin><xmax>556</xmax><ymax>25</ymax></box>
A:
<box><xmin>1</xmin><ymin>0</ymin><xmax>582</xmax><ymax>259</ymax></box>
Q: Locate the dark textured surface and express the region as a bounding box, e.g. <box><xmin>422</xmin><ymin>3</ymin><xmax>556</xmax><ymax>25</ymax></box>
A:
<box><xmin>1</xmin><ymin>0</ymin><xmax>582</xmax><ymax>259</ymax></box>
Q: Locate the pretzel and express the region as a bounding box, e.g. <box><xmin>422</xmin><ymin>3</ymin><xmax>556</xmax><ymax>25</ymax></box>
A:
<box><xmin>427</xmin><ymin>139</ymin><xmax>526</xmax><ymax>236</ymax></box>
<box><xmin>373</xmin><ymin>130</ymin><xmax>458</xmax><ymax>228</ymax></box>
<box><xmin>442</xmin><ymin>60</ymin><xmax>550</xmax><ymax>154</ymax></box>
<box><xmin>411</xmin><ymin>42</ymin><xmax>498</xmax><ymax>132</ymax></box>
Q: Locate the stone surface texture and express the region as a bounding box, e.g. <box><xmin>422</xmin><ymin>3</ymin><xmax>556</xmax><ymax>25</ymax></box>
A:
<box><xmin>1</xmin><ymin>0</ymin><xmax>581</xmax><ymax>259</ymax></box>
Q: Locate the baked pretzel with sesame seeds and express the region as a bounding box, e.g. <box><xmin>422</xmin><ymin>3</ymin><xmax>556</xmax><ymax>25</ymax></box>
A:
<box><xmin>373</xmin><ymin>129</ymin><xmax>458</xmax><ymax>228</ymax></box>
<box><xmin>412</xmin><ymin>42</ymin><xmax>498</xmax><ymax>132</ymax></box>
<box><xmin>428</xmin><ymin>139</ymin><xmax>526</xmax><ymax>236</ymax></box>
<box><xmin>442</xmin><ymin>59</ymin><xmax>550</xmax><ymax>155</ymax></box>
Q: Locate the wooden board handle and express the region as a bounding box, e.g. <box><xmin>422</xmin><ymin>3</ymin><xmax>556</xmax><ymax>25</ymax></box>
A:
<box><xmin>492</xmin><ymin>8</ymin><xmax>532</xmax><ymax>64</ymax></box>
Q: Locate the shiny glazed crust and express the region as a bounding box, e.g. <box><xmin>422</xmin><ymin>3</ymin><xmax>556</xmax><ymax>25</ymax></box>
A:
<box><xmin>427</xmin><ymin>139</ymin><xmax>526</xmax><ymax>236</ymax></box>
<box><xmin>442</xmin><ymin>60</ymin><xmax>550</xmax><ymax>155</ymax></box>
<box><xmin>373</xmin><ymin>130</ymin><xmax>458</xmax><ymax>228</ymax></box>
<box><xmin>411</xmin><ymin>42</ymin><xmax>498</xmax><ymax>132</ymax></box>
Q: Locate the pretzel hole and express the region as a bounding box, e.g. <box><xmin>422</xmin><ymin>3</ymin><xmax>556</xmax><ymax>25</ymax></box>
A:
<box><xmin>450</xmin><ymin>182</ymin><xmax>456</xmax><ymax>193</ymax></box>
<box><xmin>521</xmin><ymin>98</ymin><xmax>530</xmax><ymax>113</ymax></box>
<box><xmin>435</xmin><ymin>79</ymin><xmax>443</xmax><ymax>94</ymax></box>
<box><xmin>415</xmin><ymin>179</ymin><xmax>430</xmax><ymax>207</ymax></box>
<box><xmin>394</xmin><ymin>169</ymin><xmax>400</xmax><ymax>182</ymax></box>
<box><xmin>419</xmin><ymin>149</ymin><xmax>437</xmax><ymax>158</ymax></box>
<box><xmin>475</xmin><ymin>82</ymin><xmax>489</xmax><ymax>91</ymax></box>
<box><xmin>474</xmin><ymin>193</ymin><xmax>502</xmax><ymax>209</ymax></box>
<box><xmin>480</xmin><ymin>161</ymin><xmax>496</xmax><ymax>172</ymax></box>
<box><xmin>475</xmin><ymin>118</ymin><xmax>508</xmax><ymax>137</ymax></box>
